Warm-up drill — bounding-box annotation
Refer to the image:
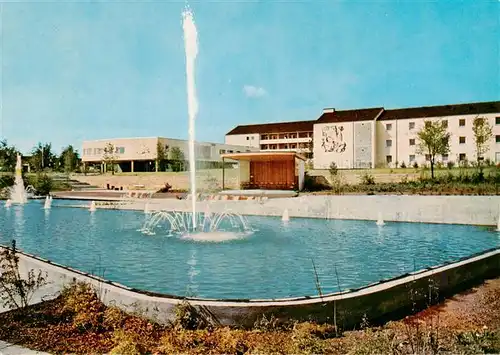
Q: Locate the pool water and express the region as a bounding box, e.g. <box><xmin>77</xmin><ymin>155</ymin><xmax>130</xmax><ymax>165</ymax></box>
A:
<box><xmin>0</xmin><ymin>200</ymin><xmax>498</xmax><ymax>300</ymax></box>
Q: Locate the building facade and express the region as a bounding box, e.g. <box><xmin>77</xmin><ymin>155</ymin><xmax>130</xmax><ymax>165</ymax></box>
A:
<box><xmin>81</xmin><ymin>137</ymin><xmax>258</xmax><ymax>173</ymax></box>
<box><xmin>225</xmin><ymin>100</ymin><xmax>500</xmax><ymax>170</ymax></box>
<box><xmin>225</xmin><ymin>121</ymin><xmax>315</xmax><ymax>159</ymax></box>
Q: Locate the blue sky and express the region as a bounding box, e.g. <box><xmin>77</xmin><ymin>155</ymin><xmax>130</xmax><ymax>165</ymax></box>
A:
<box><xmin>0</xmin><ymin>0</ymin><xmax>498</xmax><ymax>155</ymax></box>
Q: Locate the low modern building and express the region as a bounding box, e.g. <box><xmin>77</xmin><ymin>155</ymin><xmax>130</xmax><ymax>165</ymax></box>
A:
<box><xmin>226</xmin><ymin>100</ymin><xmax>500</xmax><ymax>170</ymax></box>
<box><xmin>81</xmin><ymin>137</ymin><xmax>258</xmax><ymax>173</ymax></box>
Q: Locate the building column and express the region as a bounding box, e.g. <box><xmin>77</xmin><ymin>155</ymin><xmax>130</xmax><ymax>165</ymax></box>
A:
<box><xmin>155</xmin><ymin>160</ymin><xmax>159</xmax><ymax>172</ymax></box>
<box><xmin>131</xmin><ymin>160</ymin><xmax>134</xmax><ymax>173</ymax></box>
<box><xmin>371</xmin><ymin>120</ymin><xmax>377</xmax><ymax>169</ymax></box>
<box><xmin>221</xmin><ymin>158</ymin><xmax>225</xmax><ymax>190</ymax></box>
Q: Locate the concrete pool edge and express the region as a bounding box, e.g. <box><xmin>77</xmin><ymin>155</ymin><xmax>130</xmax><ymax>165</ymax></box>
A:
<box><xmin>50</xmin><ymin>194</ymin><xmax>500</xmax><ymax>226</ymax></box>
<box><xmin>2</xmin><ymin>245</ymin><xmax>498</xmax><ymax>328</ymax></box>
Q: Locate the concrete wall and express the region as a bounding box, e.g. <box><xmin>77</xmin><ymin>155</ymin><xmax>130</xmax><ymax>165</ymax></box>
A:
<box><xmin>225</xmin><ymin>134</ymin><xmax>261</xmax><ymax>149</ymax></box>
<box><xmin>4</xmin><ymin>245</ymin><xmax>498</xmax><ymax>329</ymax></box>
<box><xmin>238</xmin><ymin>161</ymin><xmax>250</xmax><ymax>187</ymax></box>
<box><xmin>135</xmin><ymin>195</ymin><xmax>500</xmax><ymax>227</ymax></box>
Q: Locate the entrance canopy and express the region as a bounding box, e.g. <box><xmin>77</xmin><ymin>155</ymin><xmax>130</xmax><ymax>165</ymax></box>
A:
<box><xmin>221</xmin><ymin>152</ymin><xmax>307</xmax><ymax>191</ymax></box>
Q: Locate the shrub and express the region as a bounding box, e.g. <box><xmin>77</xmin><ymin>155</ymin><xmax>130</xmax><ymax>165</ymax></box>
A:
<box><xmin>400</xmin><ymin>161</ymin><xmax>407</xmax><ymax>169</ymax></box>
<box><xmin>360</xmin><ymin>172</ymin><xmax>375</xmax><ymax>185</ymax></box>
<box><xmin>157</xmin><ymin>182</ymin><xmax>172</xmax><ymax>193</ymax></box>
<box><xmin>291</xmin><ymin>323</ymin><xmax>330</xmax><ymax>354</ymax></box>
<box><xmin>328</xmin><ymin>162</ymin><xmax>338</xmax><ymax>177</ymax></box>
<box><xmin>110</xmin><ymin>329</ymin><xmax>144</xmax><ymax>355</ymax></box>
<box><xmin>62</xmin><ymin>282</ymin><xmax>105</xmax><ymax>331</ymax></box>
<box><xmin>0</xmin><ymin>175</ymin><xmax>14</xmax><ymax>189</ymax></box>
<box><xmin>471</xmin><ymin>170</ymin><xmax>485</xmax><ymax>184</ymax></box>
<box><xmin>303</xmin><ymin>173</ymin><xmax>330</xmax><ymax>192</ymax></box>
<box><xmin>0</xmin><ymin>239</ymin><xmax>48</xmax><ymax>311</ymax></box>
<box><xmin>103</xmin><ymin>305</ymin><xmax>127</xmax><ymax>330</ymax></box>
<box><xmin>31</xmin><ymin>173</ymin><xmax>53</xmax><ymax>196</ymax></box>
<box><xmin>413</xmin><ymin>162</ymin><xmax>419</xmax><ymax>169</ymax></box>
<box><xmin>173</xmin><ymin>300</ymin><xmax>207</xmax><ymax>330</ymax></box>
<box><xmin>447</xmin><ymin>161</ymin><xmax>455</xmax><ymax>169</ymax></box>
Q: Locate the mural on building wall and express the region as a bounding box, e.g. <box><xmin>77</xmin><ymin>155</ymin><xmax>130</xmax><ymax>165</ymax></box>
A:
<box><xmin>321</xmin><ymin>125</ymin><xmax>347</xmax><ymax>153</ymax></box>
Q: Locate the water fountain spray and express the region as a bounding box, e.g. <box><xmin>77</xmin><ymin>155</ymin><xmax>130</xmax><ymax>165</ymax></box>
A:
<box><xmin>182</xmin><ymin>6</ymin><xmax>199</xmax><ymax>230</ymax></box>
<box><xmin>9</xmin><ymin>154</ymin><xmax>28</xmax><ymax>204</ymax></box>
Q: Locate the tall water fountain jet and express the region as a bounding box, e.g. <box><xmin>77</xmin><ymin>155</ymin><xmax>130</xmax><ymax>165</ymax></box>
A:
<box><xmin>182</xmin><ymin>7</ymin><xmax>199</xmax><ymax>230</ymax></box>
<box><xmin>89</xmin><ymin>201</ymin><xmax>96</xmax><ymax>212</ymax></box>
<box><xmin>9</xmin><ymin>154</ymin><xmax>28</xmax><ymax>204</ymax></box>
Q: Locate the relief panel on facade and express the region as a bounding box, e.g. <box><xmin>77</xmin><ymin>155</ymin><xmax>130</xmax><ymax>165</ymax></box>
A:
<box><xmin>354</xmin><ymin>122</ymin><xmax>372</xmax><ymax>168</ymax></box>
<box><xmin>321</xmin><ymin>125</ymin><xmax>347</xmax><ymax>153</ymax></box>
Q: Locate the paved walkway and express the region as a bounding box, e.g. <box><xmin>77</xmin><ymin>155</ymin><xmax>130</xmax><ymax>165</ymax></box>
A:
<box><xmin>0</xmin><ymin>341</ymin><xmax>50</xmax><ymax>355</ymax></box>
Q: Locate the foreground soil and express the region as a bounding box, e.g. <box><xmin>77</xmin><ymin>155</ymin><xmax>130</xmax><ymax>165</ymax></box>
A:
<box><xmin>0</xmin><ymin>278</ymin><xmax>499</xmax><ymax>354</ymax></box>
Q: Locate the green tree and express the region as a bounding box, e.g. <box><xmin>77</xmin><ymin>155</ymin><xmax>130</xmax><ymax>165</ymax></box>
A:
<box><xmin>103</xmin><ymin>142</ymin><xmax>116</xmax><ymax>175</ymax></box>
<box><xmin>169</xmin><ymin>147</ymin><xmax>185</xmax><ymax>172</ymax></box>
<box><xmin>60</xmin><ymin>145</ymin><xmax>80</xmax><ymax>174</ymax></box>
<box><xmin>416</xmin><ymin>120</ymin><xmax>451</xmax><ymax>179</ymax></box>
<box><xmin>30</xmin><ymin>143</ymin><xmax>56</xmax><ymax>172</ymax></box>
<box><xmin>472</xmin><ymin>116</ymin><xmax>493</xmax><ymax>170</ymax></box>
<box><xmin>0</xmin><ymin>140</ymin><xmax>19</xmax><ymax>172</ymax></box>
<box><xmin>156</xmin><ymin>142</ymin><xmax>168</xmax><ymax>172</ymax></box>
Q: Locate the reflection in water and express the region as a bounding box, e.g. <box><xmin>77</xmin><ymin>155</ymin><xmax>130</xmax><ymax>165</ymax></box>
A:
<box><xmin>89</xmin><ymin>210</ymin><xmax>96</xmax><ymax>229</ymax></box>
<box><xmin>186</xmin><ymin>249</ymin><xmax>199</xmax><ymax>296</ymax></box>
<box><xmin>44</xmin><ymin>208</ymin><xmax>50</xmax><ymax>234</ymax></box>
<box><xmin>13</xmin><ymin>205</ymin><xmax>24</xmax><ymax>240</ymax></box>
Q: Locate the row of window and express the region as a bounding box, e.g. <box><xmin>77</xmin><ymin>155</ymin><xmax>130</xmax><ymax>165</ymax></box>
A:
<box><xmin>386</xmin><ymin>135</ymin><xmax>500</xmax><ymax>148</ymax></box>
<box><xmin>219</xmin><ymin>149</ymin><xmax>252</xmax><ymax>154</ymax></box>
<box><xmin>260</xmin><ymin>143</ymin><xmax>311</xmax><ymax>150</ymax></box>
<box><xmin>386</xmin><ymin>153</ymin><xmax>468</xmax><ymax>164</ymax></box>
<box><xmin>260</xmin><ymin>132</ymin><xmax>312</xmax><ymax>140</ymax></box>
<box><xmin>386</xmin><ymin>117</ymin><xmax>500</xmax><ymax>132</ymax></box>
<box><xmin>83</xmin><ymin>147</ymin><xmax>125</xmax><ymax>156</ymax></box>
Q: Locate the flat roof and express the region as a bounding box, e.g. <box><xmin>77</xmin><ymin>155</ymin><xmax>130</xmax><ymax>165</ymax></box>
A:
<box><xmin>226</xmin><ymin>120</ymin><xmax>315</xmax><ymax>136</ymax></box>
<box><xmin>221</xmin><ymin>151</ymin><xmax>307</xmax><ymax>161</ymax></box>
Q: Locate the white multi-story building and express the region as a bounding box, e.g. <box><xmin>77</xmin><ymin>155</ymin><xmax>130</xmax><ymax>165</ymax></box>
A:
<box><xmin>225</xmin><ymin>100</ymin><xmax>500</xmax><ymax>170</ymax></box>
<box><xmin>225</xmin><ymin>120</ymin><xmax>315</xmax><ymax>159</ymax></box>
<box><xmin>81</xmin><ymin>136</ymin><xmax>258</xmax><ymax>172</ymax></box>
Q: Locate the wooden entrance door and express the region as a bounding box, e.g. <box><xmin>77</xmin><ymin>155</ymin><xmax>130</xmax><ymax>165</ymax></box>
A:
<box><xmin>250</xmin><ymin>158</ymin><xmax>295</xmax><ymax>190</ymax></box>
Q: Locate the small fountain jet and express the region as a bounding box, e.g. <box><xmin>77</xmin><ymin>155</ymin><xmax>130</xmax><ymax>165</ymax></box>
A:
<box><xmin>5</xmin><ymin>199</ymin><xmax>12</xmax><ymax>208</ymax></box>
<box><xmin>89</xmin><ymin>201</ymin><xmax>97</xmax><ymax>212</ymax></box>
<box><xmin>376</xmin><ymin>212</ymin><xmax>385</xmax><ymax>226</ymax></box>
<box><xmin>43</xmin><ymin>195</ymin><xmax>52</xmax><ymax>210</ymax></box>
<box><xmin>282</xmin><ymin>208</ymin><xmax>290</xmax><ymax>222</ymax></box>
